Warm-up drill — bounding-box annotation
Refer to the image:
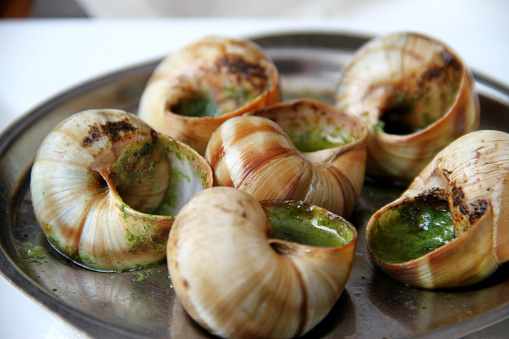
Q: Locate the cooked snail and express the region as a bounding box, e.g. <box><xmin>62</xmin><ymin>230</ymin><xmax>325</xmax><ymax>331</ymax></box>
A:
<box><xmin>30</xmin><ymin>109</ymin><xmax>213</xmax><ymax>272</ymax></box>
<box><xmin>335</xmin><ymin>31</ymin><xmax>480</xmax><ymax>183</ymax></box>
<box><xmin>205</xmin><ymin>99</ymin><xmax>368</xmax><ymax>218</ymax></box>
<box><xmin>138</xmin><ymin>35</ymin><xmax>280</xmax><ymax>155</ymax></box>
<box><xmin>167</xmin><ymin>186</ymin><xmax>357</xmax><ymax>339</ymax></box>
<box><xmin>365</xmin><ymin>130</ymin><xmax>509</xmax><ymax>289</ymax></box>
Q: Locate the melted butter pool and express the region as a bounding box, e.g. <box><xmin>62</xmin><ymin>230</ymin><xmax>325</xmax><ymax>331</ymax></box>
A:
<box><xmin>264</xmin><ymin>201</ymin><xmax>354</xmax><ymax>247</ymax></box>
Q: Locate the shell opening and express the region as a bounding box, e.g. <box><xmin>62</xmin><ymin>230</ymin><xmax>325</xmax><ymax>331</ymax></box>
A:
<box><xmin>377</xmin><ymin>89</ymin><xmax>423</xmax><ymax>135</ymax></box>
<box><xmin>263</xmin><ymin>201</ymin><xmax>355</xmax><ymax>247</ymax></box>
<box><xmin>169</xmin><ymin>56</ymin><xmax>270</xmax><ymax>118</ymax></box>
<box><xmin>374</xmin><ymin>50</ymin><xmax>464</xmax><ymax>135</ymax></box>
<box><xmin>252</xmin><ymin>99</ymin><xmax>363</xmax><ymax>154</ymax></box>
<box><xmin>369</xmin><ymin>196</ymin><xmax>455</xmax><ymax>263</ymax></box>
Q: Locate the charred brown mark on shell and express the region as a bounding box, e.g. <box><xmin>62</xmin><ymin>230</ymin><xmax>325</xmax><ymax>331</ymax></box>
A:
<box><xmin>441</xmin><ymin>50</ymin><xmax>461</xmax><ymax>70</ymax></box>
<box><xmin>442</xmin><ymin>169</ymin><xmax>453</xmax><ymax>182</ymax></box>
<box><xmin>417</xmin><ymin>50</ymin><xmax>461</xmax><ymax>89</ymax></box>
<box><xmin>81</xmin><ymin>125</ymin><xmax>101</xmax><ymax>148</ymax></box>
<box><xmin>81</xmin><ymin>118</ymin><xmax>137</xmax><ymax>147</ymax></box>
<box><xmin>215</xmin><ymin>55</ymin><xmax>267</xmax><ymax>80</ymax></box>
<box><xmin>450</xmin><ymin>182</ymin><xmax>489</xmax><ymax>224</ymax></box>
<box><xmin>415</xmin><ymin>187</ymin><xmax>446</xmax><ymax>200</ymax></box>
<box><xmin>451</xmin><ymin>186</ymin><xmax>465</xmax><ymax>207</ymax></box>
<box><xmin>137</xmin><ymin>130</ymin><xmax>159</xmax><ymax>157</ymax></box>
<box><xmin>458</xmin><ymin>203</ymin><xmax>469</xmax><ymax>215</ymax></box>
<box><xmin>150</xmin><ymin>129</ymin><xmax>158</xmax><ymax>142</ymax></box>
<box><xmin>101</xmin><ymin>119</ymin><xmax>136</xmax><ymax>142</ymax></box>
<box><xmin>468</xmin><ymin>199</ymin><xmax>489</xmax><ymax>223</ymax></box>
<box><xmin>388</xmin><ymin>187</ymin><xmax>448</xmax><ymax>219</ymax></box>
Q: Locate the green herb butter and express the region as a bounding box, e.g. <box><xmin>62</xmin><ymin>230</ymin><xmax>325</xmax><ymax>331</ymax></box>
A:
<box><xmin>369</xmin><ymin>198</ymin><xmax>454</xmax><ymax>263</ymax></box>
<box><xmin>172</xmin><ymin>96</ymin><xmax>222</xmax><ymax>117</ymax></box>
<box><xmin>264</xmin><ymin>202</ymin><xmax>354</xmax><ymax>247</ymax></box>
<box><xmin>288</xmin><ymin>127</ymin><xmax>356</xmax><ymax>153</ymax></box>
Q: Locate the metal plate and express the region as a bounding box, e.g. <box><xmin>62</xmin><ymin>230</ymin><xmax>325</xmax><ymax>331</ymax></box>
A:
<box><xmin>2</xmin><ymin>32</ymin><xmax>509</xmax><ymax>339</ymax></box>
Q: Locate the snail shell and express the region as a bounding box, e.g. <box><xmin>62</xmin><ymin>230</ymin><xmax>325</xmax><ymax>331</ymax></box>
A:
<box><xmin>30</xmin><ymin>109</ymin><xmax>213</xmax><ymax>272</ymax></box>
<box><xmin>167</xmin><ymin>186</ymin><xmax>357</xmax><ymax>339</ymax></box>
<box><xmin>365</xmin><ymin>130</ymin><xmax>509</xmax><ymax>289</ymax></box>
<box><xmin>335</xmin><ymin>31</ymin><xmax>480</xmax><ymax>183</ymax></box>
<box><xmin>205</xmin><ymin>99</ymin><xmax>368</xmax><ymax>218</ymax></box>
<box><xmin>138</xmin><ymin>35</ymin><xmax>280</xmax><ymax>155</ymax></box>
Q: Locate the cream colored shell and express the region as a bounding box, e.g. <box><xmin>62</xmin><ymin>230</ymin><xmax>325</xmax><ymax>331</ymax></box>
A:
<box><xmin>366</xmin><ymin>130</ymin><xmax>509</xmax><ymax>289</ymax></box>
<box><xmin>30</xmin><ymin>109</ymin><xmax>213</xmax><ymax>272</ymax></box>
<box><xmin>138</xmin><ymin>35</ymin><xmax>280</xmax><ymax>155</ymax></box>
<box><xmin>335</xmin><ymin>31</ymin><xmax>480</xmax><ymax>183</ymax></box>
<box><xmin>167</xmin><ymin>186</ymin><xmax>357</xmax><ymax>338</ymax></box>
<box><xmin>205</xmin><ymin>99</ymin><xmax>368</xmax><ymax>218</ymax></box>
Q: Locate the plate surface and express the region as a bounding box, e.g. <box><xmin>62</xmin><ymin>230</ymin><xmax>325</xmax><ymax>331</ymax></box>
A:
<box><xmin>1</xmin><ymin>32</ymin><xmax>509</xmax><ymax>339</ymax></box>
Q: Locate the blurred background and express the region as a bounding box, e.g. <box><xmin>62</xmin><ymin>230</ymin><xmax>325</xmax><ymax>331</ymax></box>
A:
<box><xmin>1</xmin><ymin>0</ymin><xmax>85</xmax><ymax>17</ymax></box>
<box><xmin>0</xmin><ymin>0</ymin><xmax>443</xmax><ymax>18</ymax></box>
<box><xmin>2</xmin><ymin>0</ymin><xmax>507</xmax><ymax>20</ymax></box>
<box><xmin>0</xmin><ymin>0</ymin><xmax>420</xmax><ymax>18</ymax></box>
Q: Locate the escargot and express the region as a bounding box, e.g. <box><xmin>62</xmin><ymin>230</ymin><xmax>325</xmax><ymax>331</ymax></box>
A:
<box><xmin>30</xmin><ymin>109</ymin><xmax>213</xmax><ymax>272</ymax></box>
<box><xmin>167</xmin><ymin>186</ymin><xmax>357</xmax><ymax>339</ymax></box>
<box><xmin>335</xmin><ymin>31</ymin><xmax>480</xmax><ymax>183</ymax></box>
<box><xmin>138</xmin><ymin>35</ymin><xmax>280</xmax><ymax>155</ymax></box>
<box><xmin>205</xmin><ymin>99</ymin><xmax>368</xmax><ymax>218</ymax></box>
<box><xmin>365</xmin><ymin>130</ymin><xmax>509</xmax><ymax>289</ymax></box>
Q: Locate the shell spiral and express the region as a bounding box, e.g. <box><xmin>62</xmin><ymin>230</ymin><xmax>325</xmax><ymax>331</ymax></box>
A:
<box><xmin>205</xmin><ymin>99</ymin><xmax>368</xmax><ymax>218</ymax></box>
<box><xmin>30</xmin><ymin>109</ymin><xmax>213</xmax><ymax>271</ymax></box>
<box><xmin>167</xmin><ymin>186</ymin><xmax>357</xmax><ymax>338</ymax></box>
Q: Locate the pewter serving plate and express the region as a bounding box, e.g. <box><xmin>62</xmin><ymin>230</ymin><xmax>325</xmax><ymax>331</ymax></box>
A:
<box><xmin>1</xmin><ymin>33</ymin><xmax>509</xmax><ymax>339</ymax></box>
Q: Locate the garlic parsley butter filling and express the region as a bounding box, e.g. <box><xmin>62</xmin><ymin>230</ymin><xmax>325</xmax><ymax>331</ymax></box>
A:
<box><xmin>265</xmin><ymin>200</ymin><xmax>356</xmax><ymax>247</ymax></box>
<box><xmin>368</xmin><ymin>197</ymin><xmax>454</xmax><ymax>263</ymax></box>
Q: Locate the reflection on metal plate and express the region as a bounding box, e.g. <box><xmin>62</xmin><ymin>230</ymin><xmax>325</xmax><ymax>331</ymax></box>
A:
<box><xmin>1</xmin><ymin>33</ymin><xmax>509</xmax><ymax>339</ymax></box>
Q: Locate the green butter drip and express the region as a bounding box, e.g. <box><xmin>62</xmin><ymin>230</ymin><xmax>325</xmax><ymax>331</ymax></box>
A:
<box><xmin>20</xmin><ymin>243</ymin><xmax>46</xmax><ymax>263</ymax></box>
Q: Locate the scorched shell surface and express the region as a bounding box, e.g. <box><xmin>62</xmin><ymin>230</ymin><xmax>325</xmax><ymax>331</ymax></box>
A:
<box><xmin>30</xmin><ymin>109</ymin><xmax>213</xmax><ymax>272</ymax></box>
<box><xmin>138</xmin><ymin>35</ymin><xmax>280</xmax><ymax>155</ymax></box>
<box><xmin>335</xmin><ymin>31</ymin><xmax>480</xmax><ymax>183</ymax></box>
<box><xmin>167</xmin><ymin>186</ymin><xmax>357</xmax><ymax>339</ymax></box>
<box><xmin>366</xmin><ymin>130</ymin><xmax>509</xmax><ymax>289</ymax></box>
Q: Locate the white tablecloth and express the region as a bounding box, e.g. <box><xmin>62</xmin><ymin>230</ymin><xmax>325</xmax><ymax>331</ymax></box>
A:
<box><xmin>1</xmin><ymin>4</ymin><xmax>509</xmax><ymax>338</ymax></box>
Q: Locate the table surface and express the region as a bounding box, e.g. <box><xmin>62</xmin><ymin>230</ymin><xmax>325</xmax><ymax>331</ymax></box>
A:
<box><xmin>1</xmin><ymin>5</ymin><xmax>509</xmax><ymax>338</ymax></box>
